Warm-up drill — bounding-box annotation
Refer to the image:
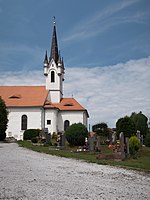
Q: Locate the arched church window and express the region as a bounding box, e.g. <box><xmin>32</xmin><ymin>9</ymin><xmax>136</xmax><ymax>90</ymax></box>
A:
<box><xmin>51</xmin><ymin>71</ymin><xmax>55</xmax><ymax>82</ymax></box>
<box><xmin>21</xmin><ymin>115</ymin><xmax>27</xmax><ymax>130</ymax></box>
<box><xmin>64</xmin><ymin>120</ymin><xmax>70</xmax><ymax>131</ymax></box>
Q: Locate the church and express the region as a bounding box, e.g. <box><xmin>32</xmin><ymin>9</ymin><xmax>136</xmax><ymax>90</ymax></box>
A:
<box><xmin>0</xmin><ymin>19</ymin><xmax>89</xmax><ymax>140</ymax></box>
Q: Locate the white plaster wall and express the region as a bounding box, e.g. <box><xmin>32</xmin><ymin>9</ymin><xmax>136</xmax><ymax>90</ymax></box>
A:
<box><xmin>46</xmin><ymin>60</ymin><xmax>60</xmax><ymax>91</ymax></box>
<box><xmin>44</xmin><ymin>109</ymin><xmax>58</xmax><ymax>134</ymax></box>
<box><xmin>45</xmin><ymin>60</ymin><xmax>63</xmax><ymax>103</ymax></box>
<box><xmin>57</xmin><ymin>110</ymin><xmax>87</xmax><ymax>132</ymax></box>
<box><xmin>6</xmin><ymin>107</ymin><xmax>42</xmax><ymax>140</ymax></box>
<box><xmin>49</xmin><ymin>91</ymin><xmax>62</xmax><ymax>103</ymax></box>
<box><xmin>83</xmin><ymin>111</ymin><xmax>88</xmax><ymax>127</ymax></box>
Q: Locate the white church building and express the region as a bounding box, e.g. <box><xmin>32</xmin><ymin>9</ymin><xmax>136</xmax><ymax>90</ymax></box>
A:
<box><xmin>0</xmin><ymin>19</ymin><xmax>89</xmax><ymax>140</ymax></box>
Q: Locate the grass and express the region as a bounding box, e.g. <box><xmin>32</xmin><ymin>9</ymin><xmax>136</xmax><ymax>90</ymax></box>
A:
<box><xmin>17</xmin><ymin>140</ymin><xmax>150</xmax><ymax>172</ymax></box>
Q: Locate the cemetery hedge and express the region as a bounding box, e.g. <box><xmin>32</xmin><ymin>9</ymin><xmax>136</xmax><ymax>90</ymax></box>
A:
<box><xmin>23</xmin><ymin>129</ymin><xmax>40</xmax><ymax>140</ymax></box>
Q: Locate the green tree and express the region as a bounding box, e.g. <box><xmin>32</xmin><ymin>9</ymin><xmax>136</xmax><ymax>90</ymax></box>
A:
<box><xmin>92</xmin><ymin>122</ymin><xmax>109</xmax><ymax>137</ymax></box>
<box><xmin>129</xmin><ymin>136</ymin><xmax>140</xmax><ymax>155</ymax></box>
<box><xmin>145</xmin><ymin>132</ymin><xmax>150</xmax><ymax>147</ymax></box>
<box><xmin>116</xmin><ymin>116</ymin><xmax>136</xmax><ymax>138</ymax></box>
<box><xmin>0</xmin><ymin>97</ymin><xmax>8</xmax><ymax>141</ymax></box>
<box><xmin>65</xmin><ymin>123</ymin><xmax>88</xmax><ymax>146</ymax></box>
<box><xmin>130</xmin><ymin>111</ymin><xmax>148</xmax><ymax>137</ymax></box>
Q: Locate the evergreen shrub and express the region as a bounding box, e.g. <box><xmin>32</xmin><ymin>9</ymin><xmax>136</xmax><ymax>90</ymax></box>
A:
<box><xmin>0</xmin><ymin>132</ymin><xmax>6</xmax><ymax>141</ymax></box>
<box><xmin>65</xmin><ymin>123</ymin><xmax>88</xmax><ymax>146</ymax></box>
<box><xmin>129</xmin><ymin>136</ymin><xmax>140</xmax><ymax>155</ymax></box>
<box><xmin>145</xmin><ymin>133</ymin><xmax>150</xmax><ymax>147</ymax></box>
<box><xmin>23</xmin><ymin>129</ymin><xmax>40</xmax><ymax>140</ymax></box>
<box><xmin>31</xmin><ymin>137</ymin><xmax>38</xmax><ymax>143</ymax></box>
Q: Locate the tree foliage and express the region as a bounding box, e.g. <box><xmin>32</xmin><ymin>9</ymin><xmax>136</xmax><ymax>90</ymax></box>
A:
<box><xmin>23</xmin><ymin>129</ymin><xmax>40</xmax><ymax>140</ymax></box>
<box><xmin>145</xmin><ymin>133</ymin><xmax>150</xmax><ymax>147</ymax></box>
<box><xmin>0</xmin><ymin>96</ymin><xmax>8</xmax><ymax>141</ymax></box>
<box><xmin>92</xmin><ymin>122</ymin><xmax>109</xmax><ymax>136</ymax></box>
<box><xmin>129</xmin><ymin>136</ymin><xmax>140</xmax><ymax>155</ymax></box>
<box><xmin>130</xmin><ymin>111</ymin><xmax>148</xmax><ymax>137</ymax></box>
<box><xmin>116</xmin><ymin>116</ymin><xmax>136</xmax><ymax>138</ymax></box>
<box><xmin>65</xmin><ymin>123</ymin><xmax>88</xmax><ymax>146</ymax></box>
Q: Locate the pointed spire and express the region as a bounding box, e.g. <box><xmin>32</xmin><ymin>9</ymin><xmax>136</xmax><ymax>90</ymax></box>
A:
<box><xmin>58</xmin><ymin>50</ymin><xmax>61</xmax><ymax>63</ymax></box>
<box><xmin>49</xmin><ymin>16</ymin><xmax>59</xmax><ymax>63</ymax></box>
<box><xmin>44</xmin><ymin>50</ymin><xmax>48</xmax><ymax>65</ymax></box>
<box><xmin>62</xmin><ymin>57</ymin><xmax>65</xmax><ymax>69</ymax></box>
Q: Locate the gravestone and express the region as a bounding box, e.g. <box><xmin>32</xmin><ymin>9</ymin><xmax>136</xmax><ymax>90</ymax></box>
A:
<box><xmin>95</xmin><ymin>136</ymin><xmax>101</xmax><ymax>151</ymax></box>
<box><xmin>112</xmin><ymin>131</ymin><xmax>117</xmax><ymax>144</ymax></box>
<box><xmin>136</xmin><ymin>130</ymin><xmax>141</xmax><ymax>143</ymax></box>
<box><xmin>125</xmin><ymin>137</ymin><xmax>130</xmax><ymax>156</ymax></box>
<box><xmin>140</xmin><ymin>135</ymin><xmax>143</xmax><ymax>146</ymax></box>
<box><xmin>59</xmin><ymin>134</ymin><xmax>65</xmax><ymax>149</ymax></box>
<box><xmin>119</xmin><ymin>132</ymin><xmax>125</xmax><ymax>160</ymax></box>
<box><xmin>88</xmin><ymin>136</ymin><xmax>95</xmax><ymax>152</ymax></box>
<box><xmin>45</xmin><ymin>133</ymin><xmax>51</xmax><ymax>144</ymax></box>
<box><xmin>40</xmin><ymin>128</ymin><xmax>51</xmax><ymax>144</ymax></box>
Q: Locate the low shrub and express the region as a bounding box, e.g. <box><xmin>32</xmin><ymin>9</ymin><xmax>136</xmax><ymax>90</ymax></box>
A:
<box><xmin>23</xmin><ymin>129</ymin><xmax>40</xmax><ymax>140</ymax></box>
<box><xmin>129</xmin><ymin>136</ymin><xmax>140</xmax><ymax>155</ymax></box>
<box><xmin>65</xmin><ymin>123</ymin><xmax>88</xmax><ymax>146</ymax></box>
<box><xmin>31</xmin><ymin>137</ymin><xmax>38</xmax><ymax>143</ymax></box>
<box><xmin>145</xmin><ymin>133</ymin><xmax>150</xmax><ymax>147</ymax></box>
<box><xmin>0</xmin><ymin>132</ymin><xmax>6</xmax><ymax>141</ymax></box>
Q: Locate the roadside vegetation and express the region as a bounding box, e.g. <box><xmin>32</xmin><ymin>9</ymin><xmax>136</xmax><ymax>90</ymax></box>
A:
<box><xmin>18</xmin><ymin>140</ymin><xmax>150</xmax><ymax>172</ymax></box>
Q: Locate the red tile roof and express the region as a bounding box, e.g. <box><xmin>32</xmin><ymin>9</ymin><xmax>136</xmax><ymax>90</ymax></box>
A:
<box><xmin>53</xmin><ymin>98</ymin><xmax>86</xmax><ymax>111</ymax></box>
<box><xmin>0</xmin><ymin>86</ymin><xmax>48</xmax><ymax>107</ymax></box>
<box><xmin>0</xmin><ymin>86</ymin><xmax>88</xmax><ymax>113</ymax></box>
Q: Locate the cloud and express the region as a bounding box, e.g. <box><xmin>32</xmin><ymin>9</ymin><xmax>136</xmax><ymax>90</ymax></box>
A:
<box><xmin>0</xmin><ymin>56</ymin><xmax>150</xmax><ymax>128</ymax></box>
<box><xmin>62</xmin><ymin>0</ymin><xmax>148</xmax><ymax>43</ymax></box>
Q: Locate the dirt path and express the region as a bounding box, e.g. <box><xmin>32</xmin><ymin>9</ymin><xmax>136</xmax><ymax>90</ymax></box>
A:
<box><xmin>0</xmin><ymin>143</ymin><xmax>150</xmax><ymax>200</ymax></box>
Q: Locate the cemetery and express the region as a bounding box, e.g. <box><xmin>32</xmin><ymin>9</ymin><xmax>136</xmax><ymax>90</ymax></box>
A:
<box><xmin>18</xmin><ymin>121</ymin><xmax>150</xmax><ymax>172</ymax></box>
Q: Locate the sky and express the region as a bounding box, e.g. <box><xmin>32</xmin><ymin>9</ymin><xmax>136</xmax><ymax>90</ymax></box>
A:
<box><xmin>0</xmin><ymin>0</ymin><xmax>150</xmax><ymax>127</ymax></box>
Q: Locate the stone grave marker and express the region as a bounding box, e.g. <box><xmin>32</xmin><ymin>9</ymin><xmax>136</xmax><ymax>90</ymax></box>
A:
<box><xmin>59</xmin><ymin>134</ymin><xmax>65</xmax><ymax>149</ymax></box>
<box><xmin>125</xmin><ymin>137</ymin><xmax>130</xmax><ymax>156</ymax></box>
<box><xmin>88</xmin><ymin>136</ymin><xmax>95</xmax><ymax>152</ymax></box>
<box><xmin>119</xmin><ymin>132</ymin><xmax>125</xmax><ymax>160</ymax></box>
<box><xmin>112</xmin><ymin>131</ymin><xmax>117</xmax><ymax>144</ymax></box>
<box><xmin>136</xmin><ymin>130</ymin><xmax>141</xmax><ymax>143</ymax></box>
<box><xmin>95</xmin><ymin>136</ymin><xmax>101</xmax><ymax>151</ymax></box>
<box><xmin>140</xmin><ymin>135</ymin><xmax>143</xmax><ymax>146</ymax></box>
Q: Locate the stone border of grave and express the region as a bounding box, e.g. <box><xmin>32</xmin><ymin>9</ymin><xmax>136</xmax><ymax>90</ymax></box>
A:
<box><xmin>95</xmin><ymin>132</ymin><xmax>130</xmax><ymax>161</ymax></box>
<box><xmin>5</xmin><ymin>137</ymin><xmax>17</xmax><ymax>143</ymax></box>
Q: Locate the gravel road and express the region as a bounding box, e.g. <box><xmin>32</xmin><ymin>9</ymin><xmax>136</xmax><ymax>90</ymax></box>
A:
<box><xmin>0</xmin><ymin>143</ymin><xmax>150</xmax><ymax>200</ymax></box>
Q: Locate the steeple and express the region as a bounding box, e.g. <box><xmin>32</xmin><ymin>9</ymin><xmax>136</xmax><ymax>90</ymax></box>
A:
<box><xmin>44</xmin><ymin>17</ymin><xmax>65</xmax><ymax>103</ymax></box>
<box><xmin>43</xmin><ymin>50</ymin><xmax>48</xmax><ymax>76</ymax></box>
<box><xmin>44</xmin><ymin>50</ymin><xmax>48</xmax><ymax>65</ymax></box>
<box><xmin>49</xmin><ymin>16</ymin><xmax>59</xmax><ymax>63</ymax></box>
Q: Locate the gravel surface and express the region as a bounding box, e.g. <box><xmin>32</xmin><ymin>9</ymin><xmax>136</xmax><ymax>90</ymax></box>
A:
<box><xmin>0</xmin><ymin>143</ymin><xmax>150</xmax><ymax>200</ymax></box>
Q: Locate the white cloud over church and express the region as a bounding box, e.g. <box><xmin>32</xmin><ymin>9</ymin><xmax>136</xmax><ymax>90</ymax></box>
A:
<box><xmin>1</xmin><ymin>56</ymin><xmax>150</xmax><ymax>128</ymax></box>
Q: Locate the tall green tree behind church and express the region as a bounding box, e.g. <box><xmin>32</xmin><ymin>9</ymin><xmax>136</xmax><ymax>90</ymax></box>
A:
<box><xmin>130</xmin><ymin>111</ymin><xmax>148</xmax><ymax>137</ymax></box>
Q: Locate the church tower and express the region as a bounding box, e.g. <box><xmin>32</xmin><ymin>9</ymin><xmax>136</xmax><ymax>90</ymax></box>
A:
<box><xmin>43</xmin><ymin>17</ymin><xmax>65</xmax><ymax>103</ymax></box>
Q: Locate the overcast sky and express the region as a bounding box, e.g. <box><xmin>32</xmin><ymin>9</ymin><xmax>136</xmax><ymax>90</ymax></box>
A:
<box><xmin>0</xmin><ymin>0</ymin><xmax>150</xmax><ymax>127</ymax></box>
